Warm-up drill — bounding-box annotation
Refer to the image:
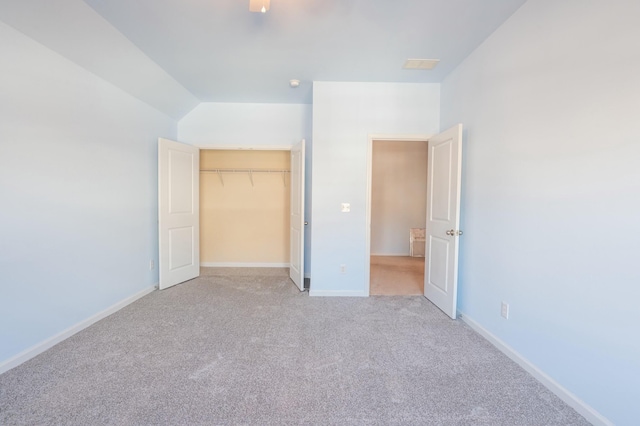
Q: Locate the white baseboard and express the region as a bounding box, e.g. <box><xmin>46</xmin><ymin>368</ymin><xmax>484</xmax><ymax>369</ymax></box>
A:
<box><xmin>200</xmin><ymin>262</ymin><xmax>290</xmax><ymax>268</ymax></box>
<box><xmin>459</xmin><ymin>312</ymin><xmax>612</xmax><ymax>426</ymax></box>
<box><xmin>0</xmin><ymin>285</ymin><xmax>156</xmax><ymax>376</ymax></box>
<box><xmin>309</xmin><ymin>289</ymin><xmax>368</xmax><ymax>297</ymax></box>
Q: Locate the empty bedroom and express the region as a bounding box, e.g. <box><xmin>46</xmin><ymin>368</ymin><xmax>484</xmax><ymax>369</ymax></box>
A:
<box><xmin>1</xmin><ymin>1</ymin><xmax>638</xmax><ymax>425</ymax></box>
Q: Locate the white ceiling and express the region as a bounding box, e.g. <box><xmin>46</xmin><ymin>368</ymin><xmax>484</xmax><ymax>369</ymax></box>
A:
<box><xmin>0</xmin><ymin>0</ymin><xmax>526</xmax><ymax>115</ymax></box>
<box><xmin>83</xmin><ymin>0</ymin><xmax>526</xmax><ymax>105</ymax></box>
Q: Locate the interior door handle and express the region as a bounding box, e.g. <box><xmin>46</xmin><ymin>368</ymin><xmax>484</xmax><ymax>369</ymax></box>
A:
<box><xmin>446</xmin><ymin>230</ymin><xmax>453</xmax><ymax>236</ymax></box>
<box><xmin>304</xmin><ymin>222</ymin><xmax>308</xmax><ymax>225</ymax></box>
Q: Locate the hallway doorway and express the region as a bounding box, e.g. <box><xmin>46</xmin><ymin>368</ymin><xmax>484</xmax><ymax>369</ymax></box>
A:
<box><xmin>367</xmin><ymin>138</ymin><xmax>428</xmax><ymax>295</ymax></box>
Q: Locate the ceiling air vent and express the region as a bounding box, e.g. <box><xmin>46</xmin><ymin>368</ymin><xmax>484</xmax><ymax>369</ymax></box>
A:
<box><xmin>403</xmin><ymin>59</ymin><xmax>440</xmax><ymax>70</ymax></box>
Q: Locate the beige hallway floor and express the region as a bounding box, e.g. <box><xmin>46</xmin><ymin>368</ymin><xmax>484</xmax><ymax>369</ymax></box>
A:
<box><xmin>370</xmin><ymin>255</ymin><xmax>424</xmax><ymax>295</ymax></box>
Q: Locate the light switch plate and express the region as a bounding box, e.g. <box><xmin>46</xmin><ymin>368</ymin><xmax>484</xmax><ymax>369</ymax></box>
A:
<box><xmin>501</xmin><ymin>301</ymin><xmax>509</xmax><ymax>319</ymax></box>
<box><xmin>341</xmin><ymin>203</ymin><xmax>351</xmax><ymax>213</ymax></box>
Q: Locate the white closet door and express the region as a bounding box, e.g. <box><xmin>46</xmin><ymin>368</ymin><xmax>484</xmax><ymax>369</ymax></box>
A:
<box><xmin>289</xmin><ymin>140</ymin><xmax>305</xmax><ymax>290</ymax></box>
<box><xmin>158</xmin><ymin>138</ymin><xmax>200</xmax><ymax>290</ymax></box>
<box><xmin>424</xmin><ymin>125</ymin><xmax>463</xmax><ymax>318</ymax></box>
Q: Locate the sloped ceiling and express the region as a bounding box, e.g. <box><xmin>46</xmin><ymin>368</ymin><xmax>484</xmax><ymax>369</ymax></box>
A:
<box><xmin>1</xmin><ymin>0</ymin><xmax>527</xmax><ymax>114</ymax></box>
<box><xmin>0</xmin><ymin>0</ymin><xmax>200</xmax><ymax>120</ymax></box>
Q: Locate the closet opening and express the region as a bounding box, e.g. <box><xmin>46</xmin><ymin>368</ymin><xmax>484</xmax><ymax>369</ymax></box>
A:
<box><xmin>158</xmin><ymin>139</ymin><xmax>306</xmax><ymax>291</ymax></box>
<box><xmin>200</xmin><ymin>149</ymin><xmax>292</xmax><ymax>269</ymax></box>
<box><xmin>366</xmin><ymin>138</ymin><xmax>429</xmax><ymax>296</ymax></box>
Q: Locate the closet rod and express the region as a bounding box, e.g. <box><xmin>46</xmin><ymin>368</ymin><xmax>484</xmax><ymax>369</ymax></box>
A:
<box><xmin>200</xmin><ymin>169</ymin><xmax>290</xmax><ymax>187</ymax></box>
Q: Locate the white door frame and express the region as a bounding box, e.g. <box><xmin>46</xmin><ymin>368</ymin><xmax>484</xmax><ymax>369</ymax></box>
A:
<box><xmin>365</xmin><ymin>134</ymin><xmax>432</xmax><ymax>296</ymax></box>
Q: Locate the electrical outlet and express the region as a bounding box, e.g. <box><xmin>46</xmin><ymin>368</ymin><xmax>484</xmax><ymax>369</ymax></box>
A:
<box><xmin>341</xmin><ymin>203</ymin><xmax>351</xmax><ymax>213</ymax></box>
<box><xmin>149</xmin><ymin>260</ymin><xmax>155</xmax><ymax>270</ymax></box>
<box><xmin>501</xmin><ymin>302</ymin><xmax>509</xmax><ymax>319</ymax></box>
<box><xmin>340</xmin><ymin>264</ymin><xmax>346</xmax><ymax>274</ymax></box>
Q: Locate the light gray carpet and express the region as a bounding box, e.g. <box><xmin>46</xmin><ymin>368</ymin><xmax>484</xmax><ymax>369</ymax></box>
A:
<box><xmin>0</xmin><ymin>268</ymin><xmax>588</xmax><ymax>425</ymax></box>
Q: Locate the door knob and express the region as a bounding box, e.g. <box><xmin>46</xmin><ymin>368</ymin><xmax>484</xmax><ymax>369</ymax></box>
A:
<box><xmin>446</xmin><ymin>230</ymin><xmax>453</xmax><ymax>236</ymax></box>
<box><xmin>457</xmin><ymin>230</ymin><xmax>463</xmax><ymax>236</ymax></box>
<box><xmin>304</xmin><ymin>222</ymin><xmax>308</xmax><ymax>225</ymax></box>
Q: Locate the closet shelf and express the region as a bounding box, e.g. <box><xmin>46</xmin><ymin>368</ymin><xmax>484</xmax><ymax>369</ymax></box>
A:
<box><xmin>200</xmin><ymin>169</ymin><xmax>290</xmax><ymax>187</ymax></box>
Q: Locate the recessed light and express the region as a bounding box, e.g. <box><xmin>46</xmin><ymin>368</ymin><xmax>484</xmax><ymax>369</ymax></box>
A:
<box><xmin>403</xmin><ymin>59</ymin><xmax>440</xmax><ymax>70</ymax></box>
<box><xmin>289</xmin><ymin>79</ymin><xmax>300</xmax><ymax>88</ymax></box>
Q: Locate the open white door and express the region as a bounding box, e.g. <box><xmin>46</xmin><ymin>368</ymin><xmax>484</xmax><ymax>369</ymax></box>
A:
<box><xmin>289</xmin><ymin>140</ymin><xmax>305</xmax><ymax>291</ymax></box>
<box><xmin>424</xmin><ymin>125</ymin><xmax>463</xmax><ymax>319</ymax></box>
<box><xmin>158</xmin><ymin>138</ymin><xmax>200</xmax><ymax>290</ymax></box>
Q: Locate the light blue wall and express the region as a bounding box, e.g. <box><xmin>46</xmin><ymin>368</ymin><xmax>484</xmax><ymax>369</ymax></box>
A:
<box><xmin>440</xmin><ymin>0</ymin><xmax>640</xmax><ymax>424</ymax></box>
<box><xmin>178</xmin><ymin>102</ymin><xmax>313</xmax><ymax>274</ymax></box>
<box><xmin>0</xmin><ymin>22</ymin><xmax>176</xmax><ymax>366</ymax></box>
<box><xmin>178</xmin><ymin>102</ymin><xmax>311</xmax><ymax>148</ymax></box>
<box><xmin>311</xmin><ymin>82</ymin><xmax>440</xmax><ymax>296</ymax></box>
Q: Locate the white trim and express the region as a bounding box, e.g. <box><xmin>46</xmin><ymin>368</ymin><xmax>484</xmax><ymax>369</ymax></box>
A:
<box><xmin>370</xmin><ymin>253</ymin><xmax>412</xmax><ymax>257</ymax></box>
<box><xmin>365</xmin><ymin>134</ymin><xmax>432</xmax><ymax>298</ymax></box>
<box><xmin>459</xmin><ymin>312</ymin><xmax>613</xmax><ymax>426</ymax></box>
<box><xmin>0</xmin><ymin>285</ymin><xmax>156</xmax><ymax>375</ymax></box>
<box><xmin>200</xmin><ymin>262</ymin><xmax>290</xmax><ymax>268</ymax></box>
<box><xmin>309</xmin><ymin>289</ymin><xmax>368</xmax><ymax>297</ymax></box>
<box><xmin>197</xmin><ymin>145</ymin><xmax>293</xmax><ymax>151</ymax></box>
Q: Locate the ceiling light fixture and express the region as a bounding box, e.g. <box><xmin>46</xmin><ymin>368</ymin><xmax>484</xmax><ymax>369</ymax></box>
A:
<box><xmin>249</xmin><ymin>0</ymin><xmax>270</xmax><ymax>13</ymax></box>
<box><xmin>289</xmin><ymin>79</ymin><xmax>300</xmax><ymax>88</ymax></box>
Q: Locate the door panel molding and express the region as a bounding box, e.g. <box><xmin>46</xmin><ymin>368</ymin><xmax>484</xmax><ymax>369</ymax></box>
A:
<box><xmin>159</xmin><ymin>138</ymin><xmax>200</xmax><ymax>290</ymax></box>
<box><xmin>424</xmin><ymin>124</ymin><xmax>463</xmax><ymax>318</ymax></box>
